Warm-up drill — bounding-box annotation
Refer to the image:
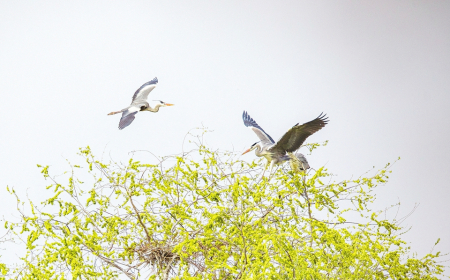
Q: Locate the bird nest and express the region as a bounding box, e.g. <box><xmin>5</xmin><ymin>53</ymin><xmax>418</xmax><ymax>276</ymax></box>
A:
<box><xmin>134</xmin><ymin>242</ymin><xmax>180</xmax><ymax>269</ymax></box>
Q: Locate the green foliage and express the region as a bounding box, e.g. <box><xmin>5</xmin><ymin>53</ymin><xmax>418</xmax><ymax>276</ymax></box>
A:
<box><xmin>1</xmin><ymin>136</ymin><xmax>446</xmax><ymax>279</ymax></box>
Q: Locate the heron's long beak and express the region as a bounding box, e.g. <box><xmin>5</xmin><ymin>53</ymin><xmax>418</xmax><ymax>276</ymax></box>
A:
<box><xmin>242</xmin><ymin>149</ymin><xmax>251</xmax><ymax>155</ymax></box>
<box><xmin>165</xmin><ymin>103</ymin><xmax>174</xmax><ymax>106</ymax></box>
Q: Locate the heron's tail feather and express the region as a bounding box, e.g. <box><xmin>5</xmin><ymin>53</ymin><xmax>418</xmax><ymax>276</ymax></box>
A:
<box><xmin>107</xmin><ymin>111</ymin><xmax>121</xmax><ymax>115</ymax></box>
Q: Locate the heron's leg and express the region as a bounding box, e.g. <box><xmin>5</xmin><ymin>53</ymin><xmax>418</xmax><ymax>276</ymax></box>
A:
<box><xmin>107</xmin><ymin>110</ymin><xmax>122</xmax><ymax>115</ymax></box>
<box><xmin>261</xmin><ymin>161</ymin><xmax>268</xmax><ymax>178</ymax></box>
<box><xmin>258</xmin><ymin>160</ymin><xmax>270</xmax><ymax>180</ymax></box>
<box><xmin>267</xmin><ymin>161</ymin><xmax>276</xmax><ymax>179</ymax></box>
<box><xmin>108</xmin><ymin>108</ymin><xmax>126</xmax><ymax>116</ymax></box>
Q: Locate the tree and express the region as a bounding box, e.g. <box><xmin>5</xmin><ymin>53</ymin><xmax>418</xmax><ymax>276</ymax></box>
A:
<box><xmin>1</xmin><ymin>131</ymin><xmax>446</xmax><ymax>279</ymax></box>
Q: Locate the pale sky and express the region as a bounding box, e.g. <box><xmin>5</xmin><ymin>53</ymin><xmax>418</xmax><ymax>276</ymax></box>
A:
<box><xmin>1</xmin><ymin>0</ymin><xmax>449</xmax><ymax>275</ymax></box>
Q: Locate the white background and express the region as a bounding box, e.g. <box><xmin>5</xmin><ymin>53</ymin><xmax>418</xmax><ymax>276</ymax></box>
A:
<box><xmin>1</xmin><ymin>0</ymin><xmax>449</xmax><ymax>276</ymax></box>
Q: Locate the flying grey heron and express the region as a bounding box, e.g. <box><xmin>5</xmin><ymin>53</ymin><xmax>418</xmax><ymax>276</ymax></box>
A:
<box><xmin>242</xmin><ymin>111</ymin><xmax>329</xmax><ymax>175</ymax></box>
<box><xmin>107</xmin><ymin>77</ymin><xmax>174</xmax><ymax>130</ymax></box>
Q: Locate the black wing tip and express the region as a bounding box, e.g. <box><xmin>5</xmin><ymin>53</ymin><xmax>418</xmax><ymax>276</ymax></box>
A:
<box><xmin>141</xmin><ymin>77</ymin><xmax>158</xmax><ymax>87</ymax></box>
<box><xmin>316</xmin><ymin>112</ymin><xmax>329</xmax><ymax>124</ymax></box>
<box><xmin>242</xmin><ymin>111</ymin><xmax>260</xmax><ymax>129</ymax></box>
<box><xmin>242</xmin><ymin>111</ymin><xmax>275</xmax><ymax>143</ymax></box>
<box><xmin>147</xmin><ymin>77</ymin><xmax>158</xmax><ymax>85</ymax></box>
<box><xmin>292</xmin><ymin>113</ymin><xmax>329</xmax><ymax>128</ymax></box>
<box><xmin>242</xmin><ymin>110</ymin><xmax>252</xmax><ymax>127</ymax></box>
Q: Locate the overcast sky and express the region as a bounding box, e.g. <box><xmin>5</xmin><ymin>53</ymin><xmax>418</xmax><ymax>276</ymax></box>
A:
<box><xmin>1</xmin><ymin>0</ymin><xmax>449</xmax><ymax>275</ymax></box>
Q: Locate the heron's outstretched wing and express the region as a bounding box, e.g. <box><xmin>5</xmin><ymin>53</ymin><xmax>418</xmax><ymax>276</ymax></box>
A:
<box><xmin>131</xmin><ymin>77</ymin><xmax>158</xmax><ymax>104</ymax></box>
<box><xmin>242</xmin><ymin>111</ymin><xmax>275</xmax><ymax>144</ymax></box>
<box><xmin>271</xmin><ymin>113</ymin><xmax>328</xmax><ymax>153</ymax></box>
<box><xmin>119</xmin><ymin>109</ymin><xmax>139</xmax><ymax>130</ymax></box>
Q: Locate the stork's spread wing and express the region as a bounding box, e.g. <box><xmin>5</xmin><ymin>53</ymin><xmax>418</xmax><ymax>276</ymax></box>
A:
<box><xmin>242</xmin><ymin>111</ymin><xmax>275</xmax><ymax>144</ymax></box>
<box><xmin>131</xmin><ymin>77</ymin><xmax>158</xmax><ymax>104</ymax></box>
<box><xmin>271</xmin><ymin>113</ymin><xmax>328</xmax><ymax>154</ymax></box>
<box><xmin>119</xmin><ymin>108</ymin><xmax>139</xmax><ymax>130</ymax></box>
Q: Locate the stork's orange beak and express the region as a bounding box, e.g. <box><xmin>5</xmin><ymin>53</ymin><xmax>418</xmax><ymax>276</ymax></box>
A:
<box><xmin>165</xmin><ymin>103</ymin><xmax>174</xmax><ymax>106</ymax></box>
<box><xmin>242</xmin><ymin>149</ymin><xmax>251</xmax><ymax>155</ymax></box>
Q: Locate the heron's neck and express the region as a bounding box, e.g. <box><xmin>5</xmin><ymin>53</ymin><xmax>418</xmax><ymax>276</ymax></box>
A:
<box><xmin>145</xmin><ymin>104</ymin><xmax>163</xmax><ymax>112</ymax></box>
<box><xmin>254</xmin><ymin>145</ymin><xmax>264</xmax><ymax>157</ymax></box>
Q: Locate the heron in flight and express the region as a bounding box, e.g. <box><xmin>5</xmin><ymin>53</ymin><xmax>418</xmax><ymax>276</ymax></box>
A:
<box><xmin>242</xmin><ymin>111</ymin><xmax>329</xmax><ymax>175</ymax></box>
<box><xmin>108</xmin><ymin>77</ymin><xmax>174</xmax><ymax>130</ymax></box>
